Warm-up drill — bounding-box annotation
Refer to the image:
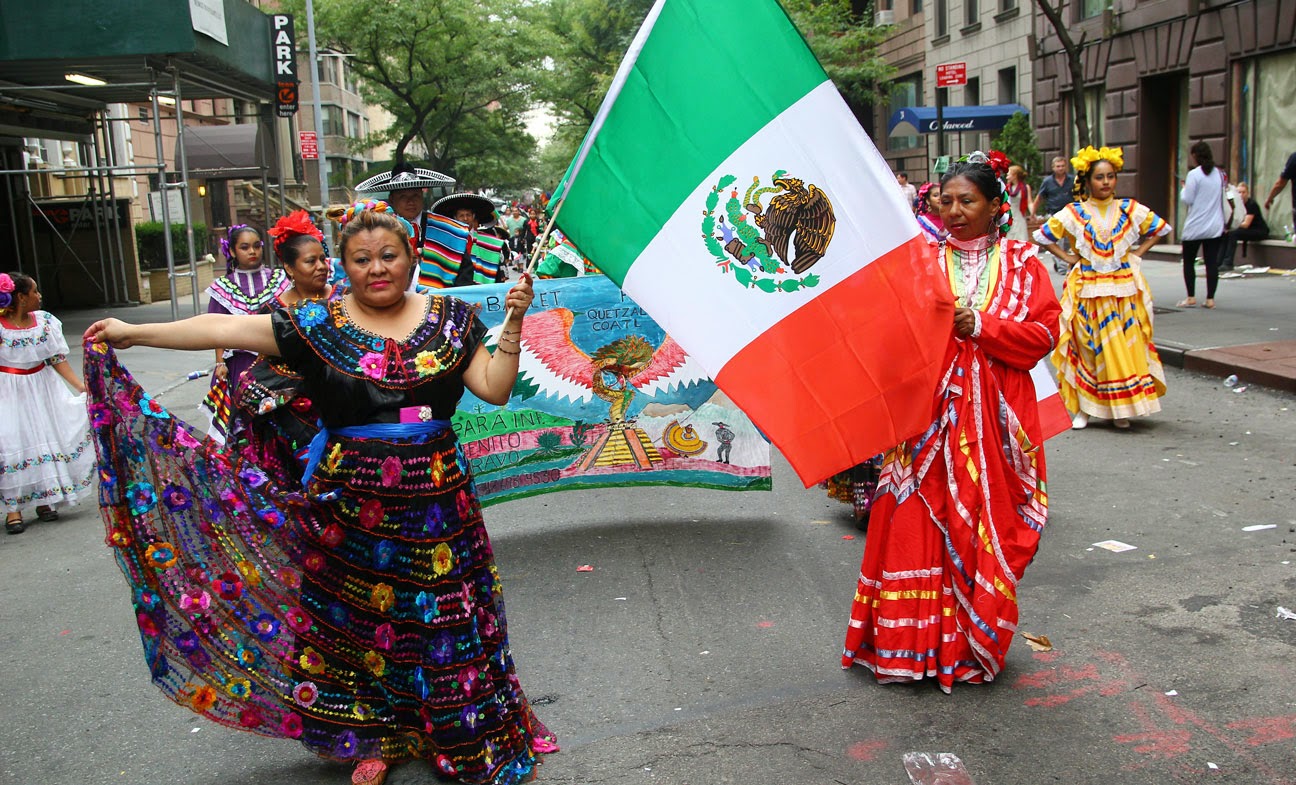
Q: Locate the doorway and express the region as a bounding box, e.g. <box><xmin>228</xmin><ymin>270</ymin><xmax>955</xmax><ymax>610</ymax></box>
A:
<box><xmin>1139</xmin><ymin>73</ymin><xmax>1189</xmax><ymax>234</ymax></box>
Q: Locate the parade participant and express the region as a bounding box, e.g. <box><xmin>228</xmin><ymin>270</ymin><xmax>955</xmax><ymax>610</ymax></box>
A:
<box><xmin>353</xmin><ymin>162</ymin><xmax>453</xmax><ymax>249</ymax></box>
<box><xmin>326</xmin><ymin>200</ymin><xmax>420</xmax><ymax>291</ymax></box>
<box><xmin>1035</xmin><ymin>146</ymin><xmax>1171</xmax><ymax>430</ymax></box>
<box><xmin>201</xmin><ymin>225</ymin><xmax>290</xmax><ymax>440</ymax></box>
<box><xmin>842</xmin><ymin>153</ymin><xmax>1062</xmax><ymax>693</ymax></box>
<box><xmin>265</xmin><ymin>211</ymin><xmax>338</xmax><ymax>308</ymax></box>
<box><xmin>1004</xmin><ymin>165</ymin><xmax>1033</xmax><ymax>242</ymax></box>
<box><xmin>914</xmin><ymin>182</ymin><xmax>945</xmax><ymax>245</ymax></box>
<box><xmin>0</xmin><ymin>272</ymin><xmax>92</xmax><ymax>533</ymax></box>
<box><xmin>84</xmin><ymin>209</ymin><xmax>555</xmax><ymax>785</ymax></box>
<box><xmin>432</xmin><ymin>193</ymin><xmax>500</xmax><ymax>288</ymax></box>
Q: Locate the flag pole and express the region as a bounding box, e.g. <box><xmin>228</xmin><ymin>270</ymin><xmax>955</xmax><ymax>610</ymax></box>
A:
<box><xmin>504</xmin><ymin>195</ymin><xmax>569</xmax><ymax>322</ymax></box>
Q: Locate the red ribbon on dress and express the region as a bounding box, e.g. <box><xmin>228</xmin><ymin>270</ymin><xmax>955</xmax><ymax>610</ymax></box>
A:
<box><xmin>0</xmin><ymin>363</ymin><xmax>43</xmax><ymax>375</ymax></box>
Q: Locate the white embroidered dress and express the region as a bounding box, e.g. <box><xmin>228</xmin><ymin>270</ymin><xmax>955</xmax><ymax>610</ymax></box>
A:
<box><xmin>0</xmin><ymin>311</ymin><xmax>94</xmax><ymax>512</ymax></box>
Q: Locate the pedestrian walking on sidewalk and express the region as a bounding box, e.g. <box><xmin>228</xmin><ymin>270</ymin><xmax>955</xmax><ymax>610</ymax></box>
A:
<box><xmin>0</xmin><ymin>272</ymin><xmax>93</xmax><ymax>533</ymax></box>
<box><xmin>1035</xmin><ymin>146</ymin><xmax>1172</xmax><ymax>430</ymax></box>
<box><xmin>1177</xmin><ymin>141</ymin><xmax>1227</xmax><ymax>309</ymax></box>
<box><xmin>1004</xmin><ymin>165</ymin><xmax>1034</xmax><ymax>242</ymax></box>
<box><xmin>842</xmin><ymin>153</ymin><xmax>1061</xmax><ymax>692</ymax></box>
<box><xmin>1262</xmin><ymin>149</ymin><xmax>1296</xmax><ymax>235</ymax></box>
<box><xmin>83</xmin><ymin>210</ymin><xmax>555</xmax><ymax>785</ymax></box>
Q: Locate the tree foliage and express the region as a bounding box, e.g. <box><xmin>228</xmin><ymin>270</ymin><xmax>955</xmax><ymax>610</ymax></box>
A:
<box><xmin>283</xmin><ymin>0</ymin><xmax>545</xmax><ymax>188</ymax></box>
<box><xmin>781</xmin><ymin>0</ymin><xmax>896</xmax><ymax>120</ymax></box>
<box><xmin>992</xmin><ymin>112</ymin><xmax>1044</xmax><ymax>178</ymax></box>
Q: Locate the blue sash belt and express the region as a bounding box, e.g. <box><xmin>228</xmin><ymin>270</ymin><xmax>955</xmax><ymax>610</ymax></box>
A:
<box><xmin>301</xmin><ymin>419</ymin><xmax>453</xmax><ymax>489</ymax></box>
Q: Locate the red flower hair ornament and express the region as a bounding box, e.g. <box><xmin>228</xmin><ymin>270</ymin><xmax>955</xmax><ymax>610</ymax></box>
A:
<box><xmin>266</xmin><ymin>210</ymin><xmax>324</xmax><ymax>258</ymax></box>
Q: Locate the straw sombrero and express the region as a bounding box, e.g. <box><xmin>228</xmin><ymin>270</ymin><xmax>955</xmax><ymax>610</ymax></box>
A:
<box><xmin>354</xmin><ymin>162</ymin><xmax>454</xmax><ymax>195</ymax></box>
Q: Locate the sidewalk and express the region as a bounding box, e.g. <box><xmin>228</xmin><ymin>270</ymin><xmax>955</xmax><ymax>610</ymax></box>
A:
<box><xmin>1049</xmin><ymin>256</ymin><xmax>1296</xmax><ymax>393</ymax></box>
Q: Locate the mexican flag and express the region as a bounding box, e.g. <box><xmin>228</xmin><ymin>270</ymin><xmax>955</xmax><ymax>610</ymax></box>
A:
<box><xmin>552</xmin><ymin>0</ymin><xmax>955</xmax><ymax>485</ymax></box>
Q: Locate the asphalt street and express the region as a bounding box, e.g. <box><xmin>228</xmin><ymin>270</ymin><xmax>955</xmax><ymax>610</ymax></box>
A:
<box><xmin>2</xmin><ymin>304</ymin><xmax>1294</xmax><ymax>785</ymax></box>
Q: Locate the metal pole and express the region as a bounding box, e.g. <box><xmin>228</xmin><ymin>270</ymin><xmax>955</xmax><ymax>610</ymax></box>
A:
<box><xmin>102</xmin><ymin>111</ymin><xmax>132</xmax><ymax>304</ymax></box>
<box><xmin>936</xmin><ymin>87</ymin><xmax>946</xmax><ymax>159</ymax></box>
<box><xmin>306</xmin><ymin>0</ymin><xmax>330</xmax><ymax>217</ymax></box>
<box><xmin>172</xmin><ymin>69</ymin><xmax>201</xmax><ymax>317</ymax></box>
<box><xmin>21</xmin><ymin>173</ymin><xmax>42</xmax><ymax>291</ymax></box>
<box><xmin>151</xmin><ymin>80</ymin><xmax>179</xmax><ymax>321</ymax></box>
<box><xmin>3</xmin><ymin>155</ymin><xmax>23</xmax><ymax>277</ymax></box>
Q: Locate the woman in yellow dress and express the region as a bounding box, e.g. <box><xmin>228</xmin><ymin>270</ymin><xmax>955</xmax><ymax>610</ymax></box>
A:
<box><xmin>1034</xmin><ymin>146</ymin><xmax>1172</xmax><ymax>430</ymax></box>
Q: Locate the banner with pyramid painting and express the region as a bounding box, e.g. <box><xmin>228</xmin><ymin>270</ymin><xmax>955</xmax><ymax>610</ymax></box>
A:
<box><xmin>452</xmin><ymin>275</ymin><xmax>772</xmax><ymax>506</ymax></box>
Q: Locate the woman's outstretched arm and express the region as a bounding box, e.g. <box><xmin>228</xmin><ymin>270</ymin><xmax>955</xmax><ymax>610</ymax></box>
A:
<box><xmin>84</xmin><ymin>314</ymin><xmax>278</xmax><ymax>356</ymax></box>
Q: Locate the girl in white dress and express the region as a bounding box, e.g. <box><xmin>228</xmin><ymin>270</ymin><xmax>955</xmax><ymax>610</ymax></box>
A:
<box><xmin>0</xmin><ymin>272</ymin><xmax>93</xmax><ymax>533</ymax></box>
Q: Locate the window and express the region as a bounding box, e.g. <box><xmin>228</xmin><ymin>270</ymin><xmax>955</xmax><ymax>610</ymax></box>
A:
<box><xmin>912</xmin><ymin>0</ymin><xmax>922</xmax><ymax>12</ymax></box>
<box><xmin>323</xmin><ymin>105</ymin><xmax>345</xmax><ymax>137</ymax></box>
<box><xmin>965</xmin><ymin>77</ymin><xmax>980</xmax><ymax>106</ymax></box>
<box><xmin>318</xmin><ymin>56</ymin><xmax>337</xmax><ymax>85</ymax></box>
<box><xmin>888</xmin><ymin>76</ymin><xmax>922</xmax><ymax>152</ymax></box>
<box><xmin>1001</xmin><ymin>0</ymin><xmax>1017</xmax><ymax>10</ymax></box>
<box><xmin>1067</xmin><ymin>86</ymin><xmax>1105</xmax><ymax>149</ymax></box>
<box><xmin>138</xmin><ymin>106</ymin><xmax>149</xmax><ymax>123</ymax></box>
<box><xmin>965</xmin><ymin>0</ymin><xmax>979</xmax><ymax>27</ymax></box>
<box><xmin>343</xmin><ymin>61</ymin><xmax>358</xmax><ymax>94</ymax></box>
<box><xmin>1080</xmin><ymin>0</ymin><xmax>1107</xmax><ymax>19</ymax></box>
<box><xmin>935</xmin><ymin>0</ymin><xmax>948</xmax><ymax>36</ymax></box>
<box><xmin>347</xmin><ymin>111</ymin><xmax>361</xmax><ymax>139</ymax></box>
<box><xmin>998</xmin><ymin>67</ymin><xmax>1017</xmax><ymax>105</ymax></box>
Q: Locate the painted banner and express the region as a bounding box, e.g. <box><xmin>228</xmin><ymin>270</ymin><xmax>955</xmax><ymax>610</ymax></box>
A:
<box><xmin>452</xmin><ymin>275</ymin><xmax>771</xmax><ymax>506</ymax></box>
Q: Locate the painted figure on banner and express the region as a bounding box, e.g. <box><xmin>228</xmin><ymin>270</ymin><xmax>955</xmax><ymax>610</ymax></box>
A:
<box><xmin>452</xmin><ymin>276</ymin><xmax>772</xmax><ymax>505</ymax></box>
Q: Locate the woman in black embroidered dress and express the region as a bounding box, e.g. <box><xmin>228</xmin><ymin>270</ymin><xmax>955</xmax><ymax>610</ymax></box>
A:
<box><xmin>84</xmin><ymin>210</ymin><xmax>550</xmax><ymax>785</ymax></box>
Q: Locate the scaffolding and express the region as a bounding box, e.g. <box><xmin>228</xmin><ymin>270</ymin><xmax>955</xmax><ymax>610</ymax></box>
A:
<box><xmin>0</xmin><ymin>67</ymin><xmax>285</xmax><ymax>319</ymax></box>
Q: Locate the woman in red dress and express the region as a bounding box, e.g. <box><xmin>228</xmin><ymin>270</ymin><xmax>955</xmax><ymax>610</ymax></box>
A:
<box><xmin>842</xmin><ymin>153</ymin><xmax>1062</xmax><ymax>692</ymax></box>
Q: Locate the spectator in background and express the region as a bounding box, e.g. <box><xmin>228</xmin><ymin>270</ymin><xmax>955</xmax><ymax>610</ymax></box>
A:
<box><xmin>1004</xmin><ymin>165</ymin><xmax>1034</xmax><ymax>242</ymax></box>
<box><xmin>1033</xmin><ymin>156</ymin><xmax>1075</xmax><ymax>218</ymax></box>
<box><xmin>1177</xmin><ymin>141</ymin><xmax>1226</xmax><ymax>309</ymax></box>
<box><xmin>1263</xmin><ymin>150</ymin><xmax>1296</xmax><ymax>236</ymax></box>
<box><xmin>1219</xmin><ymin>182</ymin><xmax>1270</xmax><ymax>270</ymax></box>
<box><xmin>896</xmin><ymin>172</ymin><xmax>918</xmax><ymax>211</ymax></box>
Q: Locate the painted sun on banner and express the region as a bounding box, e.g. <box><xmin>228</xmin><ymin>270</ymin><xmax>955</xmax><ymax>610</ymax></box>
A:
<box><xmin>452</xmin><ymin>276</ymin><xmax>772</xmax><ymax>506</ymax></box>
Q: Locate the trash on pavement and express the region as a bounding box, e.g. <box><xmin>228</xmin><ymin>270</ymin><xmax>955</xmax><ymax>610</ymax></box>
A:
<box><xmin>186</xmin><ymin>369</ymin><xmax>210</xmax><ymax>380</ymax></box>
<box><xmin>1233</xmin><ymin>386</ymin><xmax>1248</xmax><ymax>394</ymax></box>
<box><xmin>575</xmin><ymin>565</ymin><xmax>594</xmax><ymax>572</ymax></box>
<box><xmin>1242</xmin><ymin>524</ymin><xmax>1277</xmax><ymax>532</ymax></box>
<box><xmin>1093</xmin><ymin>540</ymin><xmax>1137</xmax><ymax>552</ymax></box>
<box><xmin>1223</xmin><ymin>375</ymin><xmax>1238</xmax><ymax>388</ymax></box>
<box><xmin>1276</xmin><ymin>607</ymin><xmax>1296</xmax><ymax>621</ymax></box>
<box><xmin>1208</xmin><ymin>762</ymin><xmax>1220</xmax><ymax>770</ymax></box>
<box><xmin>1021</xmin><ymin>632</ymin><xmax>1052</xmax><ymax>652</ymax></box>
<box><xmin>1165</xmin><ymin>690</ymin><xmax>1178</xmax><ymax>696</ymax></box>
<box><xmin>903</xmin><ymin>752</ymin><xmax>976</xmax><ymax>785</ymax></box>
<box><xmin>842</xmin><ymin>534</ymin><xmax>856</xmax><ymax>540</ymax></box>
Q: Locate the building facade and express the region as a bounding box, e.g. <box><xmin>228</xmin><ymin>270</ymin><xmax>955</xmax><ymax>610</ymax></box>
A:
<box><xmin>1033</xmin><ymin>0</ymin><xmax>1296</xmax><ymax>259</ymax></box>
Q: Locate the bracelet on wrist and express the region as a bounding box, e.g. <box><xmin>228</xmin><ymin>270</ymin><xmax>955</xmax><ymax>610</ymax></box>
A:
<box><xmin>495</xmin><ymin>345</ymin><xmax>520</xmax><ymax>356</ymax></box>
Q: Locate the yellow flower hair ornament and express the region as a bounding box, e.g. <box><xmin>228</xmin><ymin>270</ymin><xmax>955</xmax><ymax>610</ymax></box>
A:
<box><xmin>1071</xmin><ymin>145</ymin><xmax>1124</xmax><ymax>176</ymax></box>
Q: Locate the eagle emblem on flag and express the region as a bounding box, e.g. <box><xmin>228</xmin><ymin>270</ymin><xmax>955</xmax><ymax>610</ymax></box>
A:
<box><xmin>701</xmin><ymin>170</ymin><xmax>835</xmax><ymax>293</ymax></box>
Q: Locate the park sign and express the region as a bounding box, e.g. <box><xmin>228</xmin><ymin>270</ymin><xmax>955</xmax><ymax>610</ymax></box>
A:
<box><xmin>271</xmin><ymin>14</ymin><xmax>298</xmax><ymax>118</ymax></box>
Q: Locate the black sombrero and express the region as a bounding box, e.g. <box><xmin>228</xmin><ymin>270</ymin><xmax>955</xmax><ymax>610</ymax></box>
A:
<box><xmin>431</xmin><ymin>192</ymin><xmax>497</xmax><ymax>227</ymax></box>
<box><xmin>354</xmin><ymin>163</ymin><xmax>454</xmax><ymax>195</ymax></box>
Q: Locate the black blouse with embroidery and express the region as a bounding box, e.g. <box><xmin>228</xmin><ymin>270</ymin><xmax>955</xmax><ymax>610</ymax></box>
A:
<box><xmin>271</xmin><ymin>294</ymin><xmax>486</xmax><ymax>428</ymax></box>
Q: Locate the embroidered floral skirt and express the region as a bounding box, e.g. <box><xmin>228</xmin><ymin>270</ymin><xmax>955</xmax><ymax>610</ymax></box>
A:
<box><xmin>87</xmin><ymin>343</ymin><xmax>550</xmax><ymax>784</ymax></box>
<box><xmin>0</xmin><ymin>366</ymin><xmax>93</xmax><ymax>512</ymax></box>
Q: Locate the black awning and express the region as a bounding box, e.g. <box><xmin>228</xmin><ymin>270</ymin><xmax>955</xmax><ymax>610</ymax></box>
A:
<box><xmin>179</xmin><ymin>122</ymin><xmax>270</xmax><ymax>178</ymax></box>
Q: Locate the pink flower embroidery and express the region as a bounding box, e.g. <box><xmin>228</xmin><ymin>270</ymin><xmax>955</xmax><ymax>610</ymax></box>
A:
<box><xmin>358</xmin><ymin>499</ymin><xmax>384</xmax><ymax>530</ymax></box>
<box><xmin>358</xmin><ymin>352</ymin><xmax>385</xmax><ymax>379</ymax></box>
<box><xmin>374</xmin><ymin>623</ymin><xmax>394</xmax><ymax>651</ymax></box>
<box><xmin>380</xmin><ymin>456</ymin><xmax>402</xmax><ymax>487</ymax></box>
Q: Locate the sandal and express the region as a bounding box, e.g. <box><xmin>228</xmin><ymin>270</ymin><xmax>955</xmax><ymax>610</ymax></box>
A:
<box><xmin>531</xmin><ymin>737</ymin><xmax>561</xmax><ymax>754</ymax></box>
<box><xmin>1204</xmin><ymin>299</ymin><xmax>1216</xmax><ymax>309</ymax></box>
<box><xmin>1113</xmin><ymin>418</ymin><xmax>1131</xmax><ymax>429</ymax></box>
<box><xmin>5</xmin><ymin>514</ymin><xmax>25</xmax><ymax>535</ymax></box>
<box><xmin>1175</xmin><ymin>298</ymin><xmax>1196</xmax><ymax>308</ymax></box>
<box><xmin>351</xmin><ymin>759</ymin><xmax>387</xmax><ymax>785</ymax></box>
<box><xmin>35</xmin><ymin>505</ymin><xmax>58</xmax><ymax>522</ymax></box>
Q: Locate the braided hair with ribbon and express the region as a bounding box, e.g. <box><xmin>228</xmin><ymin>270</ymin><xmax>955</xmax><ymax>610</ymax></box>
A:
<box><xmin>218</xmin><ymin>224</ymin><xmax>261</xmax><ymax>275</ymax></box>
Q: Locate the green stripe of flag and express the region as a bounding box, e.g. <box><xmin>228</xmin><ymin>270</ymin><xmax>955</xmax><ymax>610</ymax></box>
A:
<box><xmin>555</xmin><ymin>0</ymin><xmax>828</xmax><ymax>285</ymax></box>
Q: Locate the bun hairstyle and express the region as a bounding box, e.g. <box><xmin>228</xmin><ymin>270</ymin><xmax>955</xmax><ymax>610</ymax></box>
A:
<box><xmin>0</xmin><ymin>271</ymin><xmax>34</xmax><ymax>313</ymax></box>
<box><xmin>940</xmin><ymin>150</ymin><xmax>1013</xmax><ymax>236</ymax></box>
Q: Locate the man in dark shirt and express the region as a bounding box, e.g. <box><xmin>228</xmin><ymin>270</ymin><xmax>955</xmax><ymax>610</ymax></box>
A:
<box><xmin>1263</xmin><ymin>150</ymin><xmax>1296</xmax><ymax>236</ymax></box>
<box><xmin>1033</xmin><ymin>156</ymin><xmax>1076</xmax><ymax>219</ymax></box>
<box><xmin>1220</xmin><ymin>182</ymin><xmax>1271</xmax><ymax>270</ymax></box>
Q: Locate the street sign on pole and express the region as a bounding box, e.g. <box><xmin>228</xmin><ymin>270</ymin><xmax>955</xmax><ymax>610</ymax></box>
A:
<box><xmin>936</xmin><ymin>62</ymin><xmax>968</xmax><ymax>87</ymax></box>
<box><xmin>299</xmin><ymin>131</ymin><xmax>319</xmax><ymax>160</ymax></box>
<box><xmin>270</xmin><ymin>14</ymin><xmax>299</xmax><ymax>118</ymax></box>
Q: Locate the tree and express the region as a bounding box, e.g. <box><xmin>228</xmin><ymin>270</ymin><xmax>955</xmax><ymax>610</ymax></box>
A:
<box><xmin>283</xmin><ymin>0</ymin><xmax>546</xmax><ymax>186</ymax></box>
<box><xmin>782</xmin><ymin>0</ymin><xmax>896</xmax><ymax>124</ymax></box>
<box><xmin>1032</xmin><ymin>0</ymin><xmax>1091</xmax><ymax>148</ymax></box>
<box><xmin>992</xmin><ymin>112</ymin><xmax>1044</xmax><ymax>177</ymax></box>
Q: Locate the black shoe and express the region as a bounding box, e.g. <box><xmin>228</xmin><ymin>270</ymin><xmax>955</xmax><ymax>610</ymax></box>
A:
<box><xmin>35</xmin><ymin>505</ymin><xmax>58</xmax><ymax>522</ymax></box>
<box><xmin>5</xmin><ymin>517</ymin><xmax>25</xmax><ymax>534</ymax></box>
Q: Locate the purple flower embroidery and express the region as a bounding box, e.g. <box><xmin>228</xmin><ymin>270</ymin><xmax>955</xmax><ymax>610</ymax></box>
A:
<box><xmin>161</xmin><ymin>484</ymin><xmax>193</xmax><ymax>512</ymax></box>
